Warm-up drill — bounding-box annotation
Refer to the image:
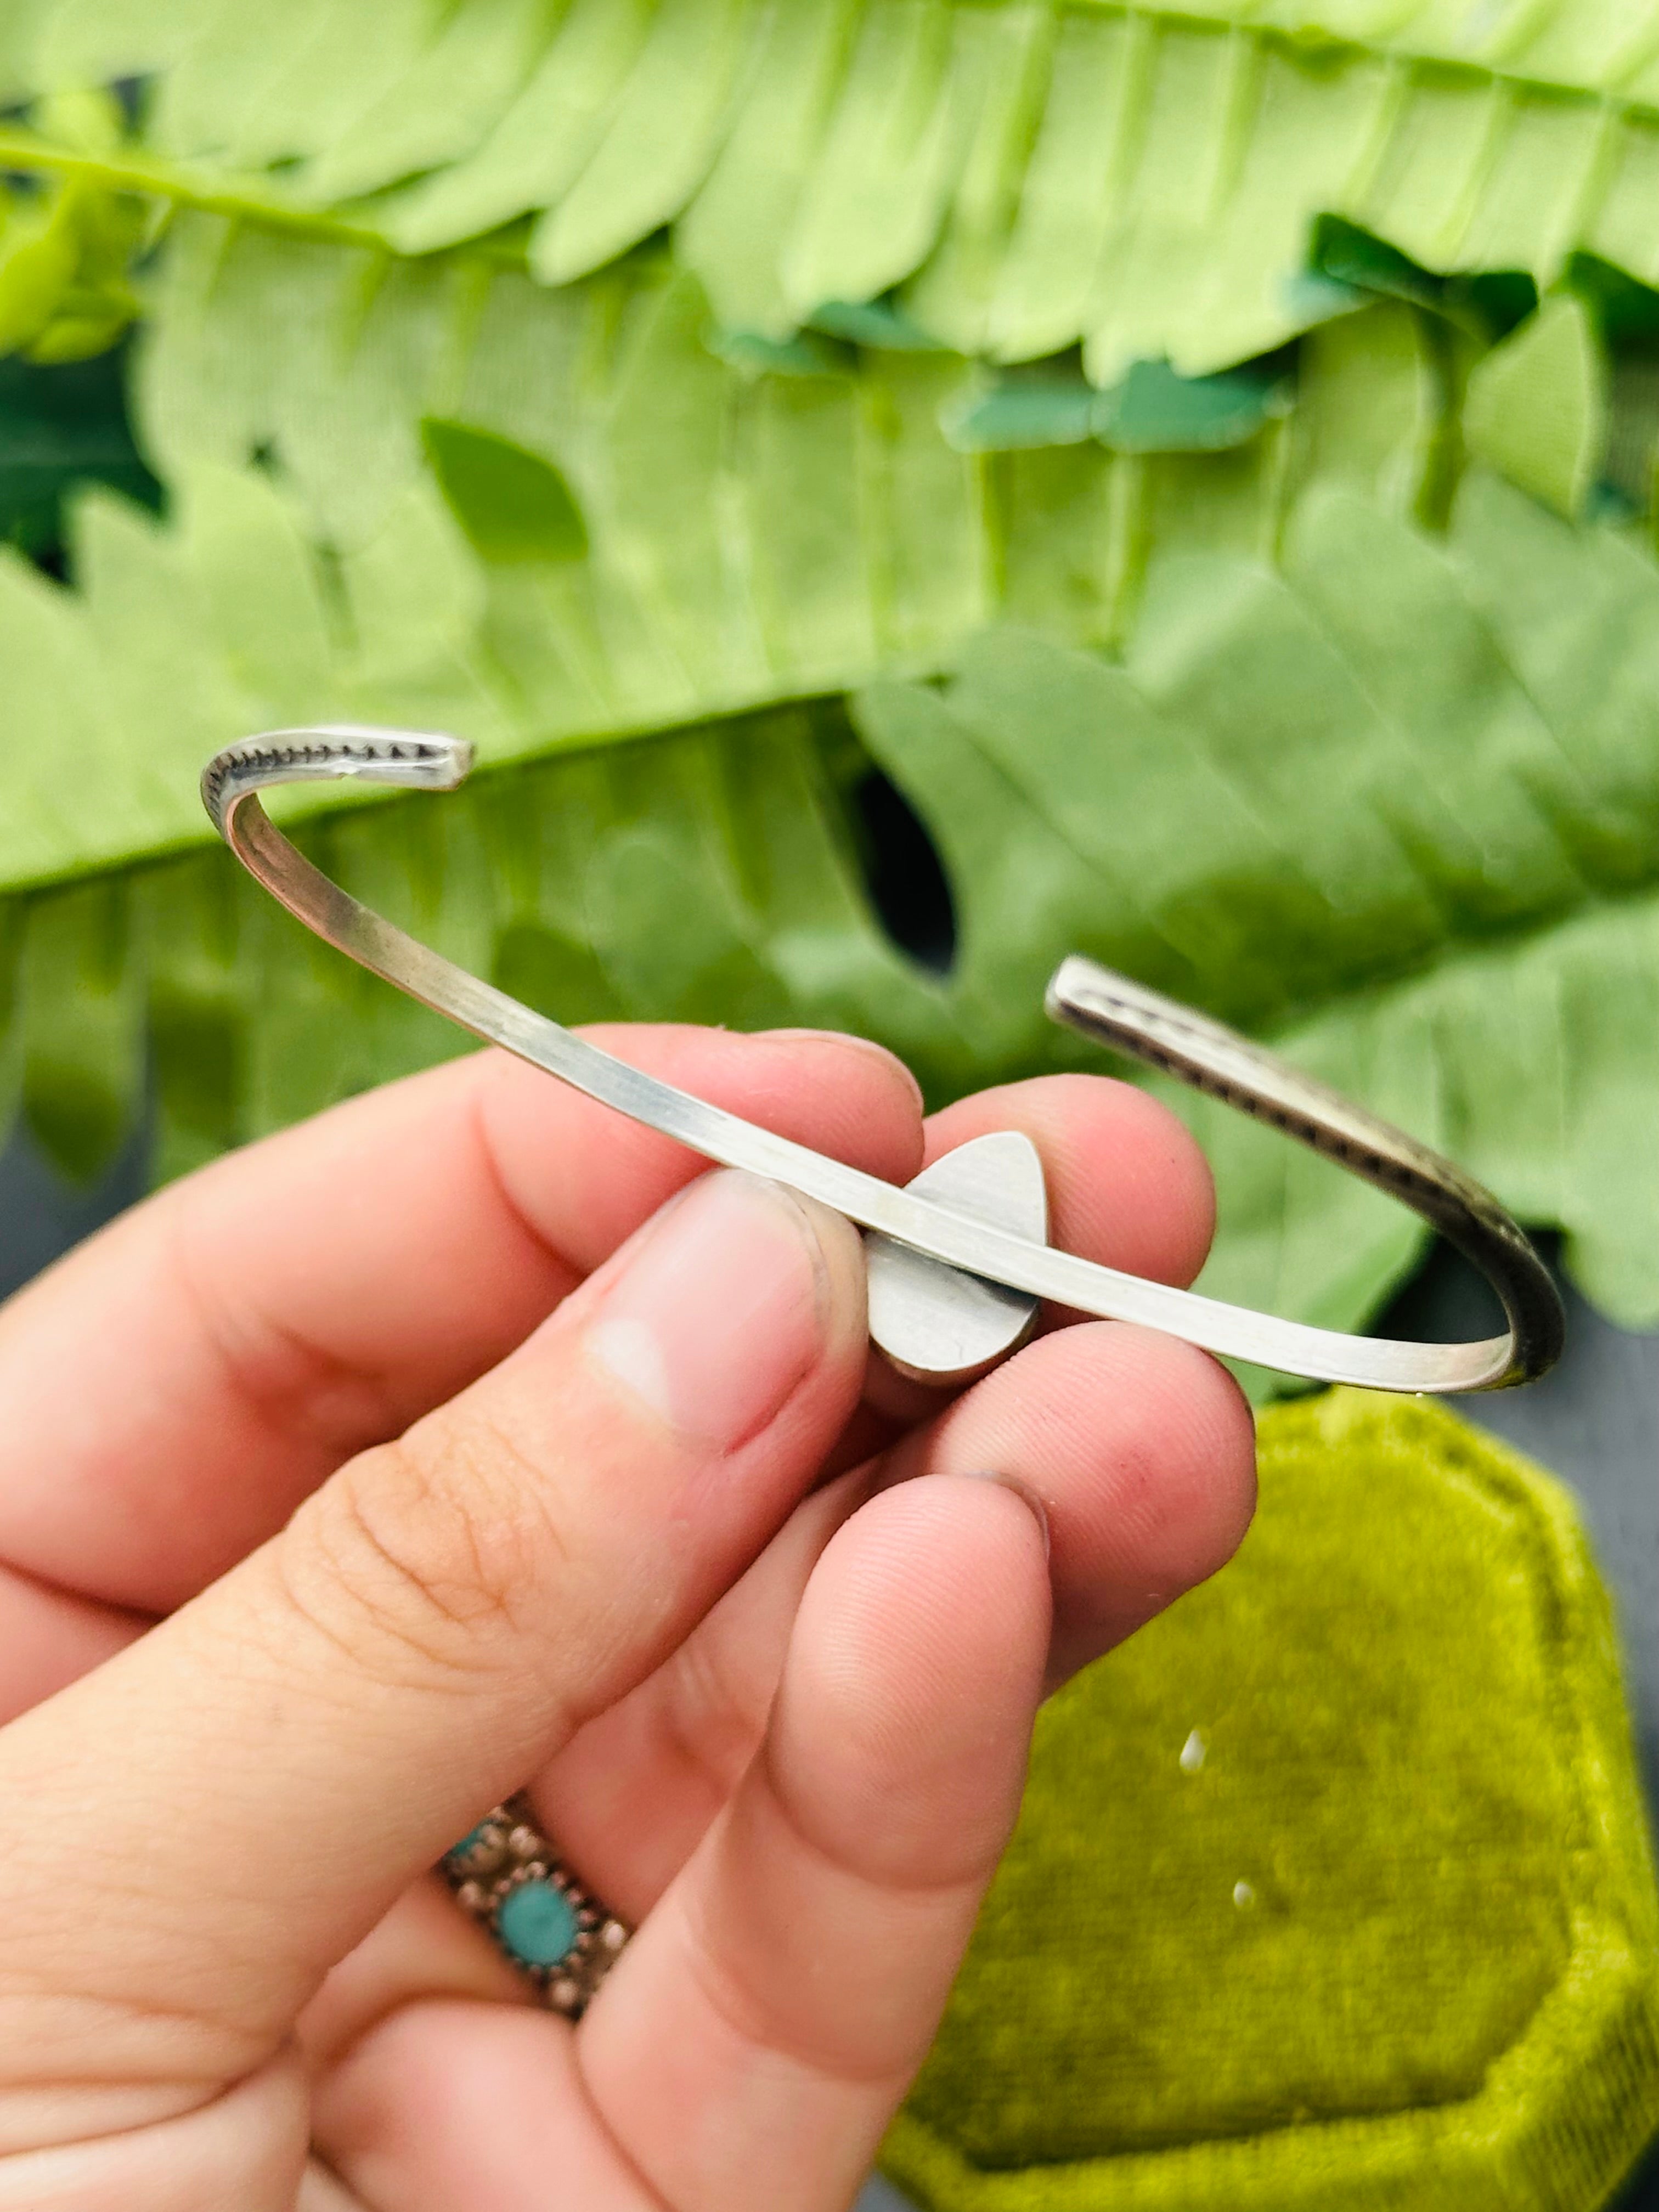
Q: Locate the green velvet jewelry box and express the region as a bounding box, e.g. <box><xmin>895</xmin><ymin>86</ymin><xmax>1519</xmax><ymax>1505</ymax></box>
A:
<box><xmin>885</xmin><ymin>1391</ymin><xmax>1659</xmax><ymax>2212</ymax></box>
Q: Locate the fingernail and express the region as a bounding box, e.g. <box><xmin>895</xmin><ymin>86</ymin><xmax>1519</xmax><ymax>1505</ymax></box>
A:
<box><xmin>587</xmin><ymin>1171</ymin><xmax>831</xmax><ymax>1449</ymax></box>
<box><xmin>967</xmin><ymin>1470</ymin><xmax>1052</xmax><ymax>1561</ymax></box>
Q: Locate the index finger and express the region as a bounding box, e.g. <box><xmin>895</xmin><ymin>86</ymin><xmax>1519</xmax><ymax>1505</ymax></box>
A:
<box><xmin>0</xmin><ymin>1027</ymin><xmax>924</xmax><ymax>1613</ymax></box>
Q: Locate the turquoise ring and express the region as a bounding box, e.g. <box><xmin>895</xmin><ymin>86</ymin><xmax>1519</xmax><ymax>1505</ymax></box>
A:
<box><xmin>441</xmin><ymin>1795</ymin><xmax>629</xmax><ymax>2018</ymax></box>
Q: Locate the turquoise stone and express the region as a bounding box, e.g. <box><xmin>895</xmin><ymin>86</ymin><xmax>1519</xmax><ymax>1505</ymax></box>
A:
<box><xmin>498</xmin><ymin>1879</ymin><xmax>579</xmax><ymax>1967</ymax></box>
<box><xmin>447</xmin><ymin>1822</ymin><xmax>491</xmax><ymax>1858</ymax></box>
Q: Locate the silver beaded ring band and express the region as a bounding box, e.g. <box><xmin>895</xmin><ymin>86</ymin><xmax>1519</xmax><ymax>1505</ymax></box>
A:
<box><xmin>441</xmin><ymin>1796</ymin><xmax>630</xmax><ymax>2017</ymax></box>
<box><xmin>202</xmin><ymin>727</ymin><xmax>1564</xmax><ymax>1397</ymax></box>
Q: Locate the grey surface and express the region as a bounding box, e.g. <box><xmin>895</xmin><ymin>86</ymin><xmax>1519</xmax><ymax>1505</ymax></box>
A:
<box><xmin>0</xmin><ymin>1118</ymin><xmax>149</xmax><ymax>1305</ymax></box>
<box><xmin>2</xmin><ymin>1134</ymin><xmax>1654</xmax><ymax>2211</ymax></box>
<box><xmin>857</xmin><ymin>2178</ymin><xmax>913</xmax><ymax>2211</ymax></box>
<box><xmin>1391</xmin><ymin>1240</ymin><xmax>1659</xmax><ymax>1814</ymax></box>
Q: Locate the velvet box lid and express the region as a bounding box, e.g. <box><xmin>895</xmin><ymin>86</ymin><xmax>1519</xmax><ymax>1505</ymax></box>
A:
<box><xmin>885</xmin><ymin>1391</ymin><xmax>1659</xmax><ymax>2211</ymax></box>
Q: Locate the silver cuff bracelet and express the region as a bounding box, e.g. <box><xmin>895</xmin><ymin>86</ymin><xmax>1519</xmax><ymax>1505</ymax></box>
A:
<box><xmin>204</xmin><ymin>729</ymin><xmax>1564</xmax><ymax>1397</ymax></box>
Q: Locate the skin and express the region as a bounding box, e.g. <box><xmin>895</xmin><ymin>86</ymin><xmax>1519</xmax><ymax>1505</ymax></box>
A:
<box><xmin>0</xmin><ymin>1024</ymin><xmax>1255</xmax><ymax>2212</ymax></box>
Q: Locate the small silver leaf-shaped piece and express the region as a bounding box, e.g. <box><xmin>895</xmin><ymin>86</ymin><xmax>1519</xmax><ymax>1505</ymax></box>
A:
<box><xmin>866</xmin><ymin>1131</ymin><xmax>1049</xmax><ymax>1386</ymax></box>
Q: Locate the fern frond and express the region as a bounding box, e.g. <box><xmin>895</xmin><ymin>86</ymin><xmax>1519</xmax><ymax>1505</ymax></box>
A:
<box><xmin>8</xmin><ymin>0</ymin><xmax>1659</xmax><ymax>377</ymax></box>
<box><xmin>8</xmin><ymin>467</ymin><xmax>1659</xmax><ymax>1351</ymax></box>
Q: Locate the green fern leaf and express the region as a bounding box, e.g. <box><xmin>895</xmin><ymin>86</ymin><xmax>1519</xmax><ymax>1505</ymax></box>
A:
<box><xmin>9</xmin><ymin>0</ymin><xmax>1659</xmax><ymax>381</ymax></box>
<box><xmin>2</xmin><ymin>238</ymin><xmax>1502</xmax><ymax>907</ymax></box>
<box><xmin>8</xmin><ymin>464</ymin><xmax>1659</xmax><ymax>1359</ymax></box>
<box><xmin>0</xmin><ymin>25</ymin><xmax>1655</xmax><ymax>1362</ymax></box>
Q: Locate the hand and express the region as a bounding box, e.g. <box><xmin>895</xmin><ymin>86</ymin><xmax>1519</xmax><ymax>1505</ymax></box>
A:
<box><xmin>0</xmin><ymin>1026</ymin><xmax>1254</xmax><ymax>2211</ymax></box>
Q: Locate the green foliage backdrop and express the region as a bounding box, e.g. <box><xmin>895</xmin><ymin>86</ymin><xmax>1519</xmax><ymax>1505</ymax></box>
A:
<box><xmin>3</xmin><ymin>0</ymin><xmax>1659</xmax><ymax>1367</ymax></box>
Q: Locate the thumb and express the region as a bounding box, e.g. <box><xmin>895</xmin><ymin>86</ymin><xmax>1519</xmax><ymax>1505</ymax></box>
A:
<box><xmin>0</xmin><ymin>1170</ymin><xmax>866</xmax><ymax>2139</ymax></box>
